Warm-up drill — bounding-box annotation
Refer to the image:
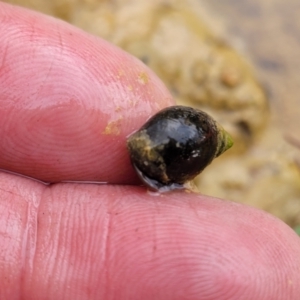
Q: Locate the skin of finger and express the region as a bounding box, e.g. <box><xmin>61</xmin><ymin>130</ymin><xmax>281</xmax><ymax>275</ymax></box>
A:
<box><xmin>0</xmin><ymin>2</ymin><xmax>174</xmax><ymax>183</ymax></box>
<box><xmin>0</xmin><ymin>173</ymin><xmax>299</xmax><ymax>300</ymax></box>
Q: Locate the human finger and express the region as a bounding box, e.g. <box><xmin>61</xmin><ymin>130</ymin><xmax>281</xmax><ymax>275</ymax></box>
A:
<box><xmin>0</xmin><ymin>2</ymin><xmax>173</xmax><ymax>183</ymax></box>
<box><xmin>0</xmin><ymin>172</ymin><xmax>299</xmax><ymax>299</ymax></box>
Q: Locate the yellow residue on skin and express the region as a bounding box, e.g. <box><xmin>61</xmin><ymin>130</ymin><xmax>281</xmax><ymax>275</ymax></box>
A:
<box><xmin>138</xmin><ymin>72</ymin><xmax>149</xmax><ymax>85</ymax></box>
<box><xmin>118</xmin><ymin>69</ymin><xmax>125</xmax><ymax>77</ymax></box>
<box><xmin>128</xmin><ymin>99</ymin><xmax>138</xmax><ymax>107</ymax></box>
<box><xmin>102</xmin><ymin>118</ymin><xmax>123</xmax><ymax>135</ymax></box>
<box><xmin>115</xmin><ymin>106</ymin><xmax>122</xmax><ymax>112</ymax></box>
<box><xmin>127</xmin><ymin>85</ymin><xmax>133</xmax><ymax>91</ymax></box>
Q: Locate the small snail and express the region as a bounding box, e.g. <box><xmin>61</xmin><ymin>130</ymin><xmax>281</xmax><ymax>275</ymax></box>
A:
<box><xmin>127</xmin><ymin>106</ymin><xmax>233</xmax><ymax>192</ymax></box>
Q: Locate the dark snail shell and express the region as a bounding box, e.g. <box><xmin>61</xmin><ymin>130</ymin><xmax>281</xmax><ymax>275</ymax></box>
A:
<box><xmin>127</xmin><ymin>106</ymin><xmax>233</xmax><ymax>192</ymax></box>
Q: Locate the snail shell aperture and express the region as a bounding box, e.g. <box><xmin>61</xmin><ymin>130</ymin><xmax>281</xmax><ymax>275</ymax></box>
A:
<box><xmin>127</xmin><ymin>106</ymin><xmax>233</xmax><ymax>192</ymax></box>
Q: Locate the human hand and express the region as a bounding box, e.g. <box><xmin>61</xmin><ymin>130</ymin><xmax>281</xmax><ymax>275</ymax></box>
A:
<box><xmin>0</xmin><ymin>2</ymin><xmax>299</xmax><ymax>299</ymax></box>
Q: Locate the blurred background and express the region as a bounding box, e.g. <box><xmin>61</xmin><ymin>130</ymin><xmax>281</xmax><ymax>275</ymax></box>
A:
<box><xmin>3</xmin><ymin>0</ymin><xmax>300</xmax><ymax>231</ymax></box>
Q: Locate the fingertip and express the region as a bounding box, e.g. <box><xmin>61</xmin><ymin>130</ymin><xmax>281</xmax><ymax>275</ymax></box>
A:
<box><xmin>0</xmin><ymin>2</ymin><xmax>174</xmax><ymax>183</ymax></box>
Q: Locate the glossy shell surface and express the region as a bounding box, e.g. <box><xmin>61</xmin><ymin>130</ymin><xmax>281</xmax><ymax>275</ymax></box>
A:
<box><xmin>127</xmin><ymin>106</ymin><xmax>233</xmax><ymax>192</ymax></box>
